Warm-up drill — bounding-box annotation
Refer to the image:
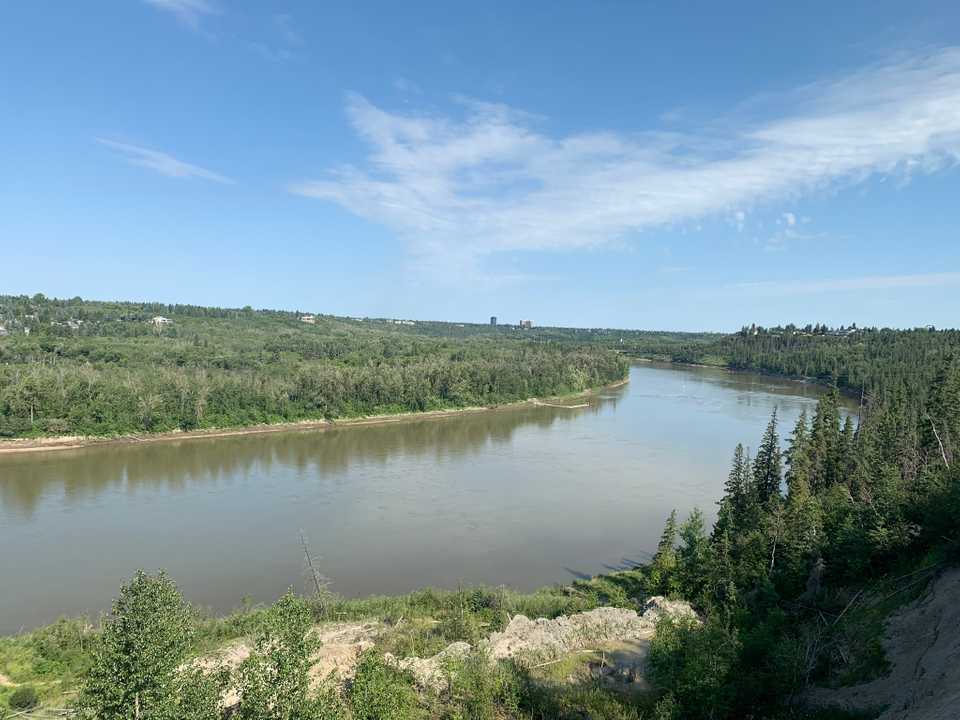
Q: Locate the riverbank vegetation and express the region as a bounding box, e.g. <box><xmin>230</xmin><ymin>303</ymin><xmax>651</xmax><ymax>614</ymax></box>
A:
<box><xmin>5</xmin><ymin>368</ymin><xmax>956</xmax><ymax>717</ymax></box>
<box><xmin>3</xmin><ymin>296</ymin><xmax>959</xmax><ymax>717</ymax></box>
<box><xmin>627</xmin><ymin>323</ymin><xmax>960</xmax><ymax>403</ymax></box>
<box><xmin>0</xmin><ymin>295</ymin><xmax>627</xmax><ymax>439</ymax></box>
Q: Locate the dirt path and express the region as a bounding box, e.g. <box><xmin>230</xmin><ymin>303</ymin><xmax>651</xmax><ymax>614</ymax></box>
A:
<box><xmin>805</xmin><ymin>566</ymin><xmax>960</xmax><ymax>720</ymax></box>
<box><xmin>0</xmin><ymin>380</ymin><xmax>628</xmax><ymax>456</ymax></box>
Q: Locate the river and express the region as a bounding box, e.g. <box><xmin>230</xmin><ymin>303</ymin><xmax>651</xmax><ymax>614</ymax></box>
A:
<box><xmin>0</xmin><ymin>363</ymin><xmax>844</xmax><ymax>633</ymax></box>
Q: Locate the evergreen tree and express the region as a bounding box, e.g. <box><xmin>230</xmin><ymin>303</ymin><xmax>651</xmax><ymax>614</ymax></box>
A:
<box><xmin>649</xmin><ymin>509</ymin><xmax>681</xmax><ymax>596</ymax></box>
<box><xmin>753</xmin><ymin>409</ymin><xmax>783</xmax><ymax>504</ymax></box>
<box><xmin>677</xmin><ymin>509</ymin><xmax>710</xmax><ymax>603</ymax></box>
<box><xmin>784</xmin><ymin>410</ymin><xmax>812</xmax><ymax>499</ymax></box>
<box><xmin>810</xmin><ymin>390</ymin><xmax>841</xmax><ymax>492</ymax></box>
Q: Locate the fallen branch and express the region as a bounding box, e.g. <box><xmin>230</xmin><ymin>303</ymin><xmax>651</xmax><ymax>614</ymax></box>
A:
<box><xmin>831</xmin><ymin>589</ymin><xmax>863</xmax><ymax>627</ymax></box>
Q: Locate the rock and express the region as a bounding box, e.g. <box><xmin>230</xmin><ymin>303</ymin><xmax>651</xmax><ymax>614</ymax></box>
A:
<box><xmin>485</xmin><ymin>601</ymin><xmax>696</xmax><ymax>665</ymax></box>
<box><xmin>385</xmin><ymin>641</ymin><xmax>472</xmax><ymax>691</ymax></box>
<box><xmin>640</xmin><ymin>596</ymin><xmax>698</xmax><ymax>625</ymax></box>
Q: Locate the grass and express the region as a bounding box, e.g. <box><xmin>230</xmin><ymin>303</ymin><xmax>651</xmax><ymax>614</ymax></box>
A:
<box><xmin>0</xmin><ymin>555</ymin><xmax>929</xmax><ymax>717</ymax></box>
<box><xmin>0</xmin><ymin>570</ymin><xmax>654</xmax><ymax>713</ymax></box>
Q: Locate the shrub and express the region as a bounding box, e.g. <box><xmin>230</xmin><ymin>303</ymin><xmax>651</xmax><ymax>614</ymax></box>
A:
<box><xmin>9</xmin><ymin>686</ymin><xmax>39</xmax><ymax>710</ymax></box>
<box><xmin>445</xmin><ymin>651</ymin><xmax>521</xmax><ymax>720</ymax></box>
<box><xmin>235</xmin><ymin>592</ymin><xmax>344</xmax><ymax>720</ymax></box>
<box><xmin>350</xmin><ymin>650</ymin><xmax>417</xmax><ymax>720</ymax></box>
<box><xmin>649</xmin><ymin>615</ymin><xmax>740</xmax><ymax>720</ymax></box>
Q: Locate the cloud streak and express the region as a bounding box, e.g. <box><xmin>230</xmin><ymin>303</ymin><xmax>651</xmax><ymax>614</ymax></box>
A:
<box><xmin>291</xmin><ymin>48</ymin><xmax>960</xmax><ymax>277</ymax></box>
<box><xmin>98</xmin><ymin>139</ymin><xmax>234</xmax><ymax>184</ymax></box>
<box><xmin>144</xmin><ymin>0</ymin><xmax>218</xmax><ymax>29</ymax></box>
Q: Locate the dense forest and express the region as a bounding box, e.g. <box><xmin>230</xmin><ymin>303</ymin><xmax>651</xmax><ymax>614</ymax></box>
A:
<box><xmin>633</xmin><ymin>323</ymin><xmax>960</xmax><ymax>404</ymax></box>
<box><xmin>638</xmin><ymin>350</ymin><xmax>960</xmax><ymax>718</ymax></box>
<box><xmin>0</xmin><ymin>295</ymin><xmax>627</xmax><ymax>438</ymax></box>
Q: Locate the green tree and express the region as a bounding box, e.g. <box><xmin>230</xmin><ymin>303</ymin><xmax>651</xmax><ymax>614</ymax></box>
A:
<box><xmin>77</xmin><ymin>571</ymin><xmax>193</xmax><ymax>720</ymax></box>
<box><xmin>649</xmin><ymin>615</ymin><xmax>740</xmax><ymax>720</ymax></box>
<box><xmin>810</xmin><ymin>390</ymin><xmax>842</xmax><ymax>492</ymax></box>
<box><xmin>753</xmin><ymin>409</ymin><xmax>782</xmax><ymax>505</ymax></box>
<box><xmin>715</xmin><ymin>444</ymin><xmax>753</xmax><ymax>538</ymax></box>
<box><xmin>677</xmin><ymin>509</ymin><xmax>710</xmax><ymax>603</ymax></box>
<box><xmin>235</xmin><ymin>591</ymin><xmax>344</xmax><ymax>720</ymax></box>
<box><xmin>649</xmin><ymin>510</ymin><xmax>680</xmax><ymax>596</ymax></box>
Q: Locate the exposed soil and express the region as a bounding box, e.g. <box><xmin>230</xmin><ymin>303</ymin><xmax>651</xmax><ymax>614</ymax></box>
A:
<box><xmin>805</xmin><ymin>566</ymin><xmax>960</xmax><ymax>720</ymax></box>
<box><xmin>384</xmin><ymin>597</ymin><xmax>696</xmax><ymax>692</ymax></box>
<box><xmin>193</xmin><ymin>620</ymin><xmax>383</xmax><ymax>707</ymax></box>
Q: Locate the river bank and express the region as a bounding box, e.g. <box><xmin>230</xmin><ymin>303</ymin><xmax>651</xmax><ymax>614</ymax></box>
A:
<box><xmin>0</xmin><ymin>378</ymin><xmax>629</xmax><ymax>456</ymax></box>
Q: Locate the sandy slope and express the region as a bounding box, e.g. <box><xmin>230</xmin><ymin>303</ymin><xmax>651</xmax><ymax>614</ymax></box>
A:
<box><xmin>806</xmin><ymin>566</ymin><xmax>960</xmax><ymax>720</ymax></box>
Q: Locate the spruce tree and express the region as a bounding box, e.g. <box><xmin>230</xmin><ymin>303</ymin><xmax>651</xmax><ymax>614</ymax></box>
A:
<box><xmin>650</xmin><ymin>510</ymin><xmax>680</xmax><ymax>596</ymax></box>
<box><xmin>785</xmin><ymin>409</ymin><xmax>812</xmax><ymax>499</ymax></box>
<box><xmin>810</xmin><ymin>390</ymin><xmax>842</xmax><ymax>492</ymax></box>
<box><xmin>753</xmin><ymin>409</ymin><xmax>783</xmax><ymax>504</ymax></box>
<box><xmin>677</xmin><ymin>509</ymin><xmax>710</xmax><ymax>603</ymax></box>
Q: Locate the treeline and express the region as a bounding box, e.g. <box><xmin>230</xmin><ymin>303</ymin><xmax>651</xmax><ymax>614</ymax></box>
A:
<box><xmin>718</xmin><ymin>326</ymin><xmax>960</xmax><ymax>402</ymax></box>
<box><xmin>0</xmin><ymin>295</ymin><xmax>627</xmax><ymax>438</ymax></box>
<box><xmin>620</xmin><ymin>322</ymin><xmax>960</xmax><ymax>405</ymax></box>
<box><xmin>641</xmin><ymin>352</ymin><xmax>960</xmax><ymax>717</ymax></box>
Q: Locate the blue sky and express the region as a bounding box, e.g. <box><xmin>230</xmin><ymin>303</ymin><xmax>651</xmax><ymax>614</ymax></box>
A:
<box><xmin>3</xmin><ymin>1</ymin><xmax>960</xmax><ymax>331</ymax></box>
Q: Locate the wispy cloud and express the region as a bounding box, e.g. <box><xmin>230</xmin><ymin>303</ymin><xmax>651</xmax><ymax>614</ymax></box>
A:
<box><xmin>291</xmin><ymin>47</ymin><xmax>960</xmax><ymax>279</ymax></box>
<box><xmin>250</xmin><ymin>13</ymin><xmax>303</xmax><ymax>63</ymax></box>
<box><xmin>730</xmin><ymin>272</ymin><xmax>960</xmax><ymax>296</ymax></box>
<box><xmin>144</xmin><ymin>0</ymin><xmax>218</xmax><ymax>29</ymax></box>
<box><xmin>98</xmin><ymin>139</ymin><xmax>234</xmax><ymax>184</ymax></box>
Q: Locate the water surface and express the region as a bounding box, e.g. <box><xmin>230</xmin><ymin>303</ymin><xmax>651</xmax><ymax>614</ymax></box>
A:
<box><xmin>0</xmin><ymin>363</ymin><xmax>840</xmax><ymax>632</ymax></box>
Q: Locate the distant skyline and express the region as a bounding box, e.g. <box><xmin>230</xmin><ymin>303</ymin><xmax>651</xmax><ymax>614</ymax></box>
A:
<box><xmin>3</xmin><ymin>1</ymin><xmax>960</xmax><ymax>331</ymax></box>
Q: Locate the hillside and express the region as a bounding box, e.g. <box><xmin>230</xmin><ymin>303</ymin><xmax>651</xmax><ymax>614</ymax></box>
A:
<box><xmin>0</xmin><ymin>294</ymin><xmax>629</xmax><ymax>439</ymax></box>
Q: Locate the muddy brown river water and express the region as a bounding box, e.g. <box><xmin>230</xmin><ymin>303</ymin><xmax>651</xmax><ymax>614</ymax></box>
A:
<box><xmin>0</xmin><ymin>363</ymin><xmax>845</xmax><ymax>633</ymax></box>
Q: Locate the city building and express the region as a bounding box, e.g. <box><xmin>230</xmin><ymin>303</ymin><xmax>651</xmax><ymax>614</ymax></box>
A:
<box><xmin>520</xmin><ymin>319</ymin><xmax>533</xmax><ymax>329</ymax></box>
<box><xmin>490</xmin><ymin>316</ymin><xmax>497</xmax><ymax>326</ymax></box>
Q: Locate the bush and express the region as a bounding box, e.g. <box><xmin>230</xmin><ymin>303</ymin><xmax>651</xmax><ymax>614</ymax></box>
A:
<box><xmin>235</xmin><ymin>592</ymin><xmax>341</xmax><ymax>720</ymax></box>
<box><xmin>350</xmin><ymin>651</ymin><xmax>417</xmax><ymax>720</ymax></box>
<box><xmin>649</xmin><ymin>615</ymin><xmax>740</xmax><ymax>720</ymax></box>
<box><xmin>9</xmin><ymin>686</ymin><xmax>39</xmax><ymax>710</ymax></box>
<box><xmin>445</xmin><ymin>651</ymin><xmax>521</xmax><ymax>720</ymax></box>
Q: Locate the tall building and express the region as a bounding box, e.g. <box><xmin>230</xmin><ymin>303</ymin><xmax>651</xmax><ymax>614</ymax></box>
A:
<box><xmin>520</xmin><ymin>319</ymin><xmax>533</xmax><ymax>329</ymax></box>
<box><xmin>490</xmin><ymin>316</ymin><xmax>497</xmax><ymax>326</ymax></box>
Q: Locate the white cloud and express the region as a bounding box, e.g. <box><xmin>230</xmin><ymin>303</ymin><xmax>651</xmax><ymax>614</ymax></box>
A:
<box><xmin>98</xmin><ymin>139</ymin><xmax>234</xmax><ymax>184</ymax></box>
<box><xmin>730</xmin><ymin>272</ymin><xmax>960</xmax><ymax>296</ymax></box>
<box><xmin>144</xmin><ymin>0</ymin><xmax>218</xmax><ymax>28</ymax></box>
<box><xmin>291</xmin><ymin>48</ymin><xmax>960</xmax><ymax>278</ymax></box>
<box><xmin>782</xmin><ymin>212</ymin><xmax>796</xmax><ymax>226</ymax></box>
